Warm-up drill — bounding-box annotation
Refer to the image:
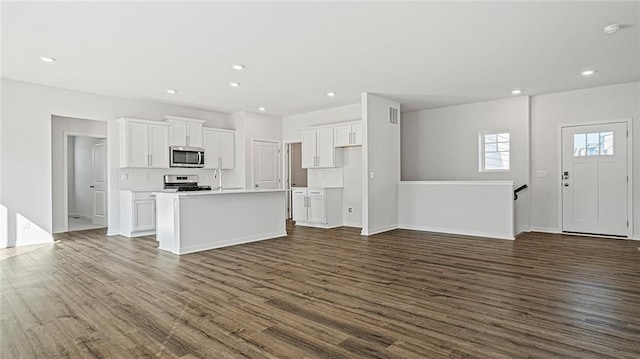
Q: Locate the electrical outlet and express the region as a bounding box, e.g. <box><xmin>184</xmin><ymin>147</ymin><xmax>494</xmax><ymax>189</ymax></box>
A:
<box><xmin>348</xmin><ymin>207</ymin><xmax>353</xmax><ymax>214</ymax></box>
<box><xmin>23</xmin><ymin>221</ymin><xmax>31</xmax><ymax>230</ymax></box>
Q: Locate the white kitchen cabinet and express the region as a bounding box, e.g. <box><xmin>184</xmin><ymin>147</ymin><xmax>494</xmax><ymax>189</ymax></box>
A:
<box><xmin>301</xmin><ymin>128</ymin><xmax>341</xmax><ymax>168</ymax></box>
<box><xmin>119</xmin><ymin>191</ymin><xmax>156</xmax><ymax>237</ymax></box>
<box><xmin>203</xmin><ymin>128</ymin><xmax>235</xmax><ymax>169</ymax></box>
<box><xmin>292</xmin><ymin>187</ymin><xmax>343</xmax><ymax>228</ymax></box>
<box><xmin>118</xmin><ymin>118</ymin><xmax>170</xmax><ymax>168</ymax></box>
<box><xmin>334</xmin><ymin>122</ymin><xmax>362</xmax><ymax>147</ymax></box>
<box><xmin>164</xmin><ymin>116</ymin><xmax>205</xmax><ymax>148</ymax></box>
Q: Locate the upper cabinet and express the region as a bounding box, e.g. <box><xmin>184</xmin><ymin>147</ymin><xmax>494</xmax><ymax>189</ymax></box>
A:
<box><xmin>334</xmin><ymin>122</ymin><xmax>362</xmax><ymax>147</ymax></box>
<box><xmin>118</xmin><ymin>118</ymin><xmax>170</xmax><ymax>168</ymax></box>
<box><xmin>203</xmin><ymin>128</ymin><xmax>235</xmax><ymax>169</ymax></box>
<box><xmin>164</xmin><ymin>116</ymin><xmax>205</xmax><ymax>148</ymax></box>
<box><xmin>302</xmin><ymin>127</ymin><xmax>341</xmax><ymax>168</ymax></box>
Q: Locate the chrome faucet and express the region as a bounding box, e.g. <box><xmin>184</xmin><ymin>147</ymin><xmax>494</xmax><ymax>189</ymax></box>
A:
<box><xmin>213</xmin><ymin>168</ymin><xmax>222</xmax><ymax>190</ymax></box>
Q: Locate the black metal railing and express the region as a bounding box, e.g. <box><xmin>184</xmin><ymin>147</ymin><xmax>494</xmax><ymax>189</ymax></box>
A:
<box><xmin>514</xmin><ymin>184</ymin><xmax>528</xmax><ymax>200</ymax></box>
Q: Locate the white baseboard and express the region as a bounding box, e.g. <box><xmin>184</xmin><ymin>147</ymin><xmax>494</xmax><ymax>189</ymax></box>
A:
<box><xmin>361</xmin><ymin>224</ymin><xmax>398</xmax><ymax>236</ymax></box>
<box><xmin>529</xmin><ymin>226</ymin><xmax>561</xmax><ymax>234</ymax></box>
<box><xmin>515</xmin><ymin>225</ymin><xmax>531</xmax><ymax>236</ymax></box>
<box><xmin>174</xmin><ymin>231</ymin><xmax>288</xmax><ymax>255</ymax></box>
<box><xmin>295</xmin><ymin>222</ymin><xmax>342</xmax><ymax>229</ymax></box>
<box><xmin>397</xmin><ymin>223</ymin><xmax>514</xmax><ymax>240</ymax></box>
<box><xmin>53</xmin><ymin>227</ymin><xmax>66</xmax><ymax>234</ymax></box>
<box><xmin>342</xmin><ymin>222</ymin><xmax>362</xmax><ymax>228</ymax></box>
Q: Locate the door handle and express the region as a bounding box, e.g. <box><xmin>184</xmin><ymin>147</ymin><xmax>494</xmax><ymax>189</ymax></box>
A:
<box><xmin>564</xmin><ymin>183</ymin><xmax>569</xmax><ymax>187</ymax></box>
<box><xmin>89</xmin><ymin>185</ymin><xmax>95</xmax><ymax>188</ymax></box>
<box><xmin>255</xmin><ymin>184</ymin><xmax>259</xmax><ymax>188</ymax></box>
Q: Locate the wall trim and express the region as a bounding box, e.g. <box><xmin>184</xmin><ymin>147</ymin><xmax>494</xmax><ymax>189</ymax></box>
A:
<box><xmin>515</xmin><ymin>225</ymin><xmax>531</xmax><ymax>236</ymax></box>
<box><xmin>530</xmin><ymin>226</ymin><xmax>561</xmax><ymax>233</ymax></box>
<box><xmin>342</xmin><ymin>222</ymin><xmax>362</xmax><ymax>228</ymax></box>
<box><xmin>361</xmin><ymin>224</ymin><xmax>398</xmax><ymax>236</ymax></box>
<box><xmin>398</xmin><ymin>223</ymin><xmax>514</xmax><ymax>240</ymax></box>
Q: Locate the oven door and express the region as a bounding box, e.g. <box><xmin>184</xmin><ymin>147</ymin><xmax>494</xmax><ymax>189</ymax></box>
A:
<box><xmin>170</xmin><ymin>147</ymin><xmax>205</xmax><ymax>168</ymax></box>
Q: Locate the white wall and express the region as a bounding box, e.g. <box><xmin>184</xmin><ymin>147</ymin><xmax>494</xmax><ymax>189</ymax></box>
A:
<box><xmin>342</xmin><ymin>147</ymin><xmax>362</xmax><ymax>227</ymax></box>
<box><xmin>51</xmin><ymin>116</ymin><xmax>107</xmax><ymax>233</ymax></box>
<box><xmin>530</xmin><ymin>82</ymin><xmax>640</xmax><ymax>235</ymax></box>
<box><xmin>362</xmin><ymin>93</ymin><xmax>401</xmax><ymax>235</ymax></box>
<box><xmin>1</xmin><ymin>79</ymin><xmax>228</xmax><ymax>247</ymax></box>
<box><xmin>228</xmin><ymin>111</ymin><xmax>283</xmax><ymax>190</ymax></box>
<box><xmin>401</xmin><ymin>96</ymin><xmax>531</xmax><ymax>234</ymax></box>
<box><xmin>283</xmin><ymin>103</ymin><xmax>361</xmax><ymax>142</ymax></box>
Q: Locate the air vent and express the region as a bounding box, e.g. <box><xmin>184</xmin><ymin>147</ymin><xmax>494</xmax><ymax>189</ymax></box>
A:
<box><xmin>389</xmin><ymin>106</ymin><xmax>400</xmax><ymax>125</ymax></box>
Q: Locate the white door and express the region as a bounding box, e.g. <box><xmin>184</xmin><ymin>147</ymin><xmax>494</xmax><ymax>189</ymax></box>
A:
<box><xmin>308</xmin><ymin>192</ymin><xmax>326</xmax><ymax>223</ymax></box>
<box><xmin>334</xmin><ymin>125</ymin><xmax>352</xmax><ymax>147</ymax></box>
<box><xmin>149</xmin><ymin>124</ymin><xmax>169</xmax><ymax>168</ymax></box>
<box><xmin>91</xmin><ymin>140</ymin><xmax>107</xmax><ymax>226</ymax></box>
<box><xmin>127</xmin><ymin>122</ymin><xmax>149</xmax><ymax>167</ymax></box>
<box><xmin>562</xmin><ymin>122</ymin><xmax>628</xmax><ymax>236</ymax></box>
<box><xmin>252</xmin><ymin>140</ymin><xmax>280</xmax><ymax>189</ymax></box>
<box><xmin>203</xmin><ymin>129</ymin><xmax>221</xmax><ymax>169</ymax></box>
<box><xmin>301</xmin><ymin>130</ymin><xmax>317</xmax><ymax>168</ymax></box>
<box><xmin>292</xmin><ymin>190</ymin><xmax>308</xmax><ymax>222</ymax></box>
<box><xmin>219</xmin><ymin>132</ymin><xmax>235</xmax><ymax>169</ymax></box>
<box><xmin>316</xmin><ymin>128</ymin><xmax>335</xmax><ymax>167</ymax></box>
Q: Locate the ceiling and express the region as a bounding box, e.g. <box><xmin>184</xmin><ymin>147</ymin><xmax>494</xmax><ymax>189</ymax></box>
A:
<box><xmin>2</xmin><ymin>1</ymin><xmax>639</xmax><ymax>116</ymax></box>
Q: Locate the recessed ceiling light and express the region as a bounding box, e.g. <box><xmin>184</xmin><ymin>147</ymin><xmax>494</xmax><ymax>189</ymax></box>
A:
<box><xmin>231</xmin><ymin>64</ymin><xmax>245</xmax><ymax>70</ymax></box>
<box><xmin>258</xmin><ymin>107</ymin><xmax>267</xmax><ymax>111</ymax></box>
<box><xmin>166</xmin><ymin>89</ymin><xmax>178</xmax><ymax>94</ymax></box>
<box><xmin>511</xmin><ymin>89</ymin><xmax>522</xmax><ymax>95</ymax></box>
<box><xmin>229</xmin><ymin>82</ymin><xmax>241</xmax><ymax>87</ymax></box>
<box><xmin>603</xmin><ymin>24</ymin><xmax>620</xmax><ymax>34</ymax></box>
<box><xmin>40</xmin><ymin>56</ymin><xmax>56</xmax><ymax>63</ymax></box>
<box><xmin>327</xmin><ymin>92</ymin><xmax>336</xmax><ymax>97</ymax></box>
<box><xmin>581</xmin><ymin>70</ymin><xmax>596</xmax><ymax>76</ymax></box>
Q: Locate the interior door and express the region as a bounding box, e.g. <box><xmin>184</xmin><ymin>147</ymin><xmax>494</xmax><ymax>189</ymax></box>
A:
<box><xmin>562</xmin><ymin>122</ymin><xmax>628</xmax><ymax>236</ymax></box>
<box><xmin>91</xmin><ymin>140</ymin><xmax>107</xmax><ymax>226</ymax></box>
<box><xmin>252</xmin><ymin>140</ymin><xmax>280</xmax><ymax>189</ymax></box>
<box><xmin>301</xmin><ymin>130</ymin><xmax>317</xmax><ymax>168</ymax></box>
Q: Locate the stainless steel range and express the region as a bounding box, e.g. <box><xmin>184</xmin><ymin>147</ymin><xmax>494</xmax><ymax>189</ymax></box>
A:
<box><xmin>163</xmin><ymin>175</ymin><xmax>211</xmax><ymax>192</ymax></box>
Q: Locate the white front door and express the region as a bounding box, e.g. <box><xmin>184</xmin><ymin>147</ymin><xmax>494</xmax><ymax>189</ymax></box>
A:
<box><xmin>252</xmin><ymin>140</ymin><xmax>280</xmax><ymax>190</ymax></box>
<box><xmin>91</xmin><ymin>140</ymin><xmax>107</xmax><ymax>226</ymax></box>
<box><xmin>561</xmin><ymin>122</ymin><xmax>628</xmax><ymax>236</ymax></box>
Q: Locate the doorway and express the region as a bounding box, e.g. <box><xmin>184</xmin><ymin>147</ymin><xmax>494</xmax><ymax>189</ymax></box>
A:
<box><xmin>251</xmin><ymin>139</ymin><xmax>281</xmax><ymax>190</ymax></box>
<box><xmin>66</xmin><ymin>134</ymin><xmax>108</xmax><ymax>232</ymax></box>
<box><xmin>561</xmin><ymin>121</ymin><xmax>631</xmax><ymax>237</ymax></box>
<box><xmin>285</xmin><ymin>142</ymin><xmax>307</xmax><ymax>219</ymax></box>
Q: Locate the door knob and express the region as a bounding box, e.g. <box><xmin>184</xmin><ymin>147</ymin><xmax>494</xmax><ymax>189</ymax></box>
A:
<box><xmin>255</xmin><ymin>184</ymin><xmax>259</xmax><ymax>188</ymax></box>
<box><xmin>563</xmin><ymin>183</ymin><xmax>569</xmax><ymax>187</ymax></box>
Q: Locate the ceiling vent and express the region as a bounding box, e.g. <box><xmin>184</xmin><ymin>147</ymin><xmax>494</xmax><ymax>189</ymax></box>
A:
<box><xmin>389</xmin><ymin>106</ymin><xmax>400</xmax><ymax>125</ymax></box>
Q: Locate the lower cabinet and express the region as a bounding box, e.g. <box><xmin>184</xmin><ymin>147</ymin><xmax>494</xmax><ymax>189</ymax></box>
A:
<box><xmin>120</xmin><ymin>191</ymin><xmax>156</xmax><ymax>237</ymax></box>
<box><xmin>292</xmin><ymin>187</ymin><xmax>343</xmax><ymax>228</ymax></box>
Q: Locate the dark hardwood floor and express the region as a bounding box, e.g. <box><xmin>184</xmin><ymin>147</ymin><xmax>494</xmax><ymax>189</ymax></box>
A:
<box><xmin>2</xmin><ymin>223</ymin><xmax>640</xmax><ymax>358</ymax></box>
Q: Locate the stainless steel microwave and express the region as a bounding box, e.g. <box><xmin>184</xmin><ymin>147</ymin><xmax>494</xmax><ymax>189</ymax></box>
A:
<box><xmin>169</xmin><ymin>146</ymin><xmax>205</xmax><ymax>168</ymax></box>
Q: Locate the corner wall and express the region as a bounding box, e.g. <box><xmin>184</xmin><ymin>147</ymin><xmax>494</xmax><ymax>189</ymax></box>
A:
<box><xmin>401</xmin><ymin>96</ymin><xmax>531</xmax><ymax>234</ymax></box>
<box><xmin>0</xmin><ymin>79</ymin><xmax>228</xmax><ymax>247</ymax></box>
<box><xmin>530</xmin><ymin>82</ymin><xmax>640</xmax><ymax>234</ymax></box>
<box><xmin>362</xmin><ymin>93</ymin><xmax>401</xmax><ymax>235</ymax></box>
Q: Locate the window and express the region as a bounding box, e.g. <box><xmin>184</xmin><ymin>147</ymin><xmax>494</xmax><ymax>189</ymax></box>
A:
<box><xmin>573</xmin><ymin>131</ymin><xmax>613</xmax><ymax>156</ymax></box>
<box><xmin>480</xmin><ymin>131</ymin><xmax>510</xmax><ymax>172</ymax></box>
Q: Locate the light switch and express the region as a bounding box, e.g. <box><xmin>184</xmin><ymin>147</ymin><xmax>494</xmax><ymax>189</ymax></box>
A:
<box><xmin>536</xmin><ymin>170</ymin><xmax>548</xmax><ymax>178</ymax></box>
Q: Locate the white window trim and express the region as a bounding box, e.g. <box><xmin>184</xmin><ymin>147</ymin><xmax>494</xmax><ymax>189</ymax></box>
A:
<box><xmin>479</xmin><ymin>130</ymin><xmax>510</xmax><ymax>173</ymax></box>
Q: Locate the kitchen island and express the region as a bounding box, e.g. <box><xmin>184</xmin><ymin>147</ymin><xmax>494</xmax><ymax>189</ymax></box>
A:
<box><xmin>154</xmin><ymin>189</ymin><xmax>288</xmax><ymax>255</ymax></box>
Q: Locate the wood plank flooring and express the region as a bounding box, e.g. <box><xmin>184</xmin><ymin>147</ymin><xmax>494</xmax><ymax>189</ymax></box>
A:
<box><xmin>2</xmin><ymin>223</ymin><xmax>640</xmax><ymax>358</ymax></box>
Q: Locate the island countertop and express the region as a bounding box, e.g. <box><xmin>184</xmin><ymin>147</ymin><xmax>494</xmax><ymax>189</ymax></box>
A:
<box><xmin>153</xmin><ymin>188</ymin><xmax>289</xmax><ymax>197</ymax></box>
<box><xmin>155</xmin><ymin>188</ymin><xmax>287</xmax><ymax>255</ymax></box>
